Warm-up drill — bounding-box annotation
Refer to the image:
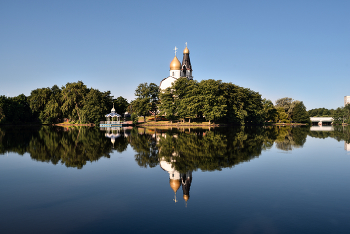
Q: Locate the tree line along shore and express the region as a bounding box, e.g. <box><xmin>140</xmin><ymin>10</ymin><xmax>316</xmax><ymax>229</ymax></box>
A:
<box><xmin>1</xmin><ymin>78</ymin><xmax>347</xmax><ymax>126</ymax></box>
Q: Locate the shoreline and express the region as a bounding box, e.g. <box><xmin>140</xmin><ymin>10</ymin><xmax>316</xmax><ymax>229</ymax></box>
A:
<box><xmin>53</xmin><ymin>123</ymin><xmax>95</xmax><ymax>127</ymax></box>
<box><xmin>137</xmin><ymin>122</ymin><xmax>308</xmax><ymax>127</ymax></box>
<box><xmin>0</xmin><ymin>122</ymin><xmax>332</xmax><ymax>127</ymax></box>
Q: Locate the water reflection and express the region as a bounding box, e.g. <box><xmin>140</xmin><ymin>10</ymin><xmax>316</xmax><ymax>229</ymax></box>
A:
<box><xmin>103</xmin><ymin>127</ymin><xmax>130</xmax><ymax>152</ymax></box>
<box><xmin>308</xmin><ymin>125</ymin><xmax>350</xmax><ymax>151</ymax></box>
<box><xmin>4</xmin><ymin>125</ymin><xmax>350</xmax><ymax>170</ymax></box>
<box><xmin>308</xmin><ymin>125</ymin><xmax>350</xmax><ymax>143</ymax></box>
<box><xmin>274</xmin><ymin>126</ymin><xmax>308</xmax><ymax>151</ymax></box>
<box><xmin>4</xmin><ymin>124</ymin><xmax>350</xmax><ymax>206</ymax></box>
<box><xmin>160</xmin><ymin>158</ymin><xmax>192</xmax><ymax>205</ymax></box>
<box><xmin>0</xmin><ymin>126</ymin><xmax>115</xmax><ymax>169</ymax></box>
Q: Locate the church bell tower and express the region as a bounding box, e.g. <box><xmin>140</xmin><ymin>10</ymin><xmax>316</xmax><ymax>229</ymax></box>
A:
<box><xmin>181</xmin><ymin>42</ymin><xmax>193</xmax><ymax>80</ymax></box>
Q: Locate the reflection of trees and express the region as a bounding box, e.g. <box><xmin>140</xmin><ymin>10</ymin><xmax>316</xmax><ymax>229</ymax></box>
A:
<box><xmin>274</xmin><ymin>126</ymin><xmax>308</xmax><ymax>151</ymax></box>
<box><xmin>309</xmin><ymin>126</ymin><xmax>350</xmax><ymax>143</ymax></box>
<box><xmin>0</xmin><ymin>125</ymin><xmax>312</xmax><ymax>170</ymax></box>
<box><xmin>27</xmin><ymin>127</ymin><xmax>115</xmax><ymax>168</ymax></box>
<box><xmin>157</xmin><ymin>127</ymin><xmax>279</xmax><ymax>173</ymax></box>
<box><xmin>129</xmin><ymin>128</ymin><xmax>159</xmax><ymax>168</ymax></box>
<box><xmin>128</xmin><ymin>126</ymin><xmax>310</xmax><ymax>172</ymax></box>
<box><xmin>113</xmin><ymin>136</ymin><xmax>129</xmax><ymax>153</ymax></box>
<box><xmin>0</xmin><ymin>126</ymin><xmax>41</xmax><ymax>155</ymax></box>
<box><xmin>0</xmin><ymin>126</ymin><xmax>126</xmax><ymax>169</ymax></box>
<box><xmin>308</xmin><ymin>131</ymin><xmax>333</xmax><ymax>139</ymax></box>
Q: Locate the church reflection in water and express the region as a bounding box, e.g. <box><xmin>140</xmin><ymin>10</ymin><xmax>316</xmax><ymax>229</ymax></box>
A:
<box><xmin>160</xmin><ymin>158</ymin><xmax>192</xmax><ymax>206</ymax></box>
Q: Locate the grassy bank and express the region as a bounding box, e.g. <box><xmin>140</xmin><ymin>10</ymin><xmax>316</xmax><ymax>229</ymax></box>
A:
<box><xmin>135</xmin><ymin>117</ymin><xmax>310</xmax><ymax>127</ymax></box>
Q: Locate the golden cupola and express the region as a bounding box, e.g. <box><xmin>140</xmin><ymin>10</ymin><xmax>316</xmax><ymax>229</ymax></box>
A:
<box><xmin>169</xmin><ymin>179</ymin><xmax>181</xmax><ymax>193</ymax></box>
<box><xmin>170</xmin><ymin>56</ymin><xmax>181</xmax><ymax>70</ymax></box>
<box><xmin>183</xmin><ymin>46</ymin><xmax>189</xmax><ymax>54</ymax></box>
<box><xmin>183</xmin><ymin>194</ymin><xmax>189</xmax><ymax>202</ymax></box>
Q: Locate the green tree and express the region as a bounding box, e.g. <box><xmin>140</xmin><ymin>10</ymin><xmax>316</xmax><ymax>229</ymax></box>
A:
<box><xmin>219</xmin><ymin>82</ymin><xmax>263</xmax><ymax>125</ymax></box>
<box><xmin>172</xmin><ymin>77</ymin><xmax>200</xmax><ymax>123</ymax></box>
<box><xmin>42</xmin><ymin>85</ymin><xmax>62</xmax><ymax>123</ymax></box>
<box><xmin>275</xmin><ymin>107</ymin><xmax>289</xmax><ymax>123</ymax></box>
<box><xmin>28</xmin><ymin>87</ymin><xmax>53</xmax><ymax>122</ymax></box>
<box><xmin>275</xmin><ymin>97</ymin><xmax>299</xmax><ymax>120</ymax></box>
<box><xmin>220</xmin><ymin>82</ymin><xmax>246</xmax><ymax>124</ymax></box>
<box><xmin>113</xmin><ymin>96</ymin><xmax>129</xmax><ymax>115</ymax></box>
<box><xmin>344</xmin><ymin>104</ymin><xmax>350</xmax><ymax>124</ymax></box>
<box><xmin>158</xmin><ymin>87</ymin><xmax>177</xmax><ymax>123</ymax></box>
<box><xmin>242</xmin><ymin>88</ymin><xmax>264</xmax><ymax>124</ymax></box>
<box><xmin>12</xmin><ymin>94</ymin><xmax>32</xmax><ymax>122</ymax></box>
<box><xmin>292</xmin><ymin>101</ymin><xmax>310</xmax><ymax>123</ymax></box>
<box><xmin>29</xmin><ymin>86</ymin><xmax>61</xmax><ymax>123</ymax></box>
<box><xmin>132</xmin><ymin>83</ymin><xmax>159</xmax><ymax>122</ymax></box>
<box><xmin>61</xmin><ymin>81</ymin><xmax>88</xmax><ymax>123</ymax></box>
<box><xmin>0</xmin><ymin>94</ymin><xmax>33</xmax><ymax>124</ymax></box>
<box><xmin>148</xmin><ymin>83</ymin><xmax>159</xmax><ymax>120</ymax></box>
<box><xmin>81</xmin><ymin>88</ymin><xmax>112</xmax><ymax>125</ymax></box>
<box><xmin>261</xmin><ymin>99</ymin><xmax>278</xmax><ymax>122</ymax></box>
<box><xmin>332</xmin><ymin>107</ymin><xmax>344</xmax><ymax>125</ymax></box>
<box><xmin>198</xmin><ymin>79</ymin><xmax>226</xmax><ymax>124</ymax></box>
<box><xmin>308</xmin><ymin>108</ymin><xmax>331</xmax><ymax>117</ymax></box>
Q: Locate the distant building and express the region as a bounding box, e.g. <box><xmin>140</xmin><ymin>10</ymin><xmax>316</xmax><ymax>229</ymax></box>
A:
<box><xmin>344</xmin><ymin>96</ymin><xmax>350</xmax><ymax>107</ymax></box>
<box><xmin>160</xmin><ymin>43</ymin><xmax>193</xmax><ymax>90</ymax></box>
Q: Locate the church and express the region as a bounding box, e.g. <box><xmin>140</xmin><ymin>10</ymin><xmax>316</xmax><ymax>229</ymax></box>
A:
<box><xmin>159</xmin><ymin>43</ymin><xmax>193</xmax><ymax>90</ymax></box>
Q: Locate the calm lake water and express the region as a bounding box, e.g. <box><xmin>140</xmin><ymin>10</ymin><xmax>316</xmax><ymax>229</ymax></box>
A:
<box><xmin>1</xmin><ymin>125</ymin><xmax>350</xmax><ymax>234</ymax></box>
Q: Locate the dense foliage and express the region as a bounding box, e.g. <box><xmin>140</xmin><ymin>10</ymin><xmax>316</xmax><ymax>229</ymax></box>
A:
<box><xmin>331</xmin><ymin>104</ymin><xmax>350</xmax><ymax>125</ymax></box>
<box><xmin>158</xmin><ymin>78</ymin><xmax>265</xmax><ymax>124</ymax></box>
<box><xmin>157</xmin><ymin>79</ymin><xmax>311</xmax><ymax>124</ymax></box>
<box><xmin>308</xmin><ymin>107</ymin><xmax>334</xmax><ymax>117</ymax></box>
<box><xmin>273</xmin><ymin>97</ymin><xmax>310</xmax><ymax>123</ymax></box>
<box><xmin>0</xmin><ymin>94</ymin><xmax>33</xmax><ymax>124</ymax></box>
<box><xmin>292</xmin><ymin>101</ymin><xmax>310</xmax><ymax>123</ymax></box>
<box><xmin>131</xmin><ymin>83</ymin><xmax>159</xmax><ymax>122</ymax></box>
<box><xmin>0</xmin><ymin>81</ymin><xmax>128</xmax><ymax>124</ymax></box>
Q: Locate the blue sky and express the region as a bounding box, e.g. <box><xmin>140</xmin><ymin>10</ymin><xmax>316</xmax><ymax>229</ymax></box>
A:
<box><xmin>0</xmin><ymin>0</ymin><xmax>349</xmax><ymax>110</ymax></box>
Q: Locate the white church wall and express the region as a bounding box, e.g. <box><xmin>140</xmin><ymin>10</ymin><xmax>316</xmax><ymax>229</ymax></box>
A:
<box><xmin>160</xmin><ymin>77</ymin><xmax>177</xmax><ymax>90</ymax></box>
<box><xmin>170</xmin><ymin>69</ymin><xmax>181</xmax><ymax>78</ymax></box>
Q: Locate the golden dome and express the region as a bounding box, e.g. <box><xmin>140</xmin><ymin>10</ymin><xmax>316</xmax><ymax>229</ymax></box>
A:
<box><xmin>183</xmin><ymin>47</ymin><xmax>189</xmax><ymax>54</ymax></box>
<box><xmin>169</xmin><ymin>179</ymin><xmax>181</xmax><ymax>193</ymax></box>
<box><xmin>170</xmin><ymin>56</ymin><xmax>181</xmax><ymax>70</ymax></box>
<box><xmin>183</xmin><ymin>194</ymin><xmax>189</xmax><ymax>202</ymax></box>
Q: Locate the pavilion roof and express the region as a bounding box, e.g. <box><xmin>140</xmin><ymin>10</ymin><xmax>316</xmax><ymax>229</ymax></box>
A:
<box><xmin>105</xmin><ymin>112</ymin><xmax>121</xmax><ymax>118</ymax></box>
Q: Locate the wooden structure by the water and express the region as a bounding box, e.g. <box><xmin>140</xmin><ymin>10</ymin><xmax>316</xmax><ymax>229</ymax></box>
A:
<box><xmin>100</xmin><ymin>121</ymin><xmax>127</xmax><ymax>127</ymax></box>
